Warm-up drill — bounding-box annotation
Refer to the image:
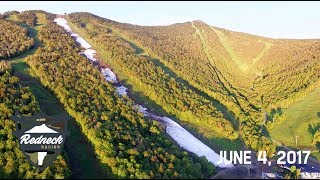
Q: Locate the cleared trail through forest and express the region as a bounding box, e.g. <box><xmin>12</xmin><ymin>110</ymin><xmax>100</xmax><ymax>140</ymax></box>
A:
<box><xmin>55</xmin><ymin>17</ymin><xmax>234</xmax><ymax>168</ymax></box>
<box><xmin>191</xmin><ymin>22</ymin><xmax>247</xmax><ymax>117</ymax></box>
<box><xmin>103</xmin><ymin>22</ymin><xmax>239</xmax><ymax>128</ymax></box>
<box><xmin>252</xmin><ymin>42</ymin><xmax>273</xmax><ymax>65</ymax></box>
<box><xmin>210</xmin><ymin>27</ymin><xmax>249</xmax><ymax>72</ymax></box>
<box><xmin>7</xmin><ymin>18</ymin><xmax>108</xmax><ymax>179</ymax></box>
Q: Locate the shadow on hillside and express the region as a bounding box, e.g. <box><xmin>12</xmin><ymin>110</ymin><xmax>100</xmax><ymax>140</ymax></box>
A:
<box><xmin>308</xmin><ymin>122</ymin><xmax>320</xmax><ymax>136</ymax></box>
<box><xmin>113</xmin><ymin>31</ymin><xmax>240</xmax><ymax>129</ymax></box>
<box><xmin>120</xmin><ymin>79</ymin><xmax>171</xmax><ymax>117</ymax></box>
<box><xmin>120</xmin><ymin>78</ymin><xmax>244</xmax><ymax>152</ymax></box>
<box><xmin>270</xmin><ymin>107</ymin><xmax>283</xmax><ymax>116</ymax></box>
<box><xmin>266</xmin><ymin>107</ymin><xmax>284</xmax><ymax>123</ymax></box>
<box><xmin>120</xmin><ymin>37</ymin><xmax>144</xmax><ymax>54</ymax></box>
<box><xmin>261</xmin><ymin>125</ymin><xmax>271</xmax><ymax>139</ymax></box>
<box><xmin>150</xmin><ymin>57</ymin><xmax>240</xmax><ymax>129</ymax></box>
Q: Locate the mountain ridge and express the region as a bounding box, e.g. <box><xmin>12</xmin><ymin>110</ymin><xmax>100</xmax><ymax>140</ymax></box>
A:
<box><xmin>67</xmin><ymin>12</ymin><xmax>320</xmax><ymax>40</ymax></box>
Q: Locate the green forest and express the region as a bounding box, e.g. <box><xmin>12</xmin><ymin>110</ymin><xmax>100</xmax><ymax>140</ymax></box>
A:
<box><xmin>25</xmin><ymin>20</ymin><xmax>215</xmax><ymax>178</ymax></box>
<box><xmin>0</xmin><ymin>55</ymin><xmax>70</xmax><ymax>179</ymax></box>
<box><xmin>0</xmin><ymin>19</ymin><xmax>34</xmax><ymax>59</ymax></box>
<box><xmin>0</xmin><ymin>9</ymin><xmax>319</xmax><ymax>179</ymax></box>
<box><xmin>67</xmin><ymin>13</ymin><xmax>279</xmax><ymax>157</ymax></box>
<box><xmin>66</xmin><ymin>12</ymin><xmax>320</xmax><ymax>159</ymax></box>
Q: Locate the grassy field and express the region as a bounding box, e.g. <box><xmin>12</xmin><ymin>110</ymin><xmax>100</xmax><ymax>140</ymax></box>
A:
<box><xmin>269</xmin><ymin>87</ymin><xmax>320</xmax><ymax>148</ymax></box>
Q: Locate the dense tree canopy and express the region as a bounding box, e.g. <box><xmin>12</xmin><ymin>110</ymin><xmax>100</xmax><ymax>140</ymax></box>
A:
<box><xmin>67</xmin><ymin>13</ymin><xmax>278</xmax><ymax>156</ymax></box>
<box><xmin>17</xmin><ymin>11</ymin><xmax>37</xmax><ymax>27</ymax></box>
<box><xmin>25</xmin><ymin>21</ymin><xmax>216</xmax><ymax>178</ymax></box>
<box><xmin>0</xmin><ymin>19</ymin><xmax>34</xmax><ymax>59</ymax></box>
<box><xmin>0</xmin><ymin>65</ymin><xmax>70</xmax><ymax>178</ymax></box>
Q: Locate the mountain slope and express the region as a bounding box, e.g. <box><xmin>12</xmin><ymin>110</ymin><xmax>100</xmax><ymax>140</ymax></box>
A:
<box><xmin>67</xmin><ymin>12</ymin><xmax>320</xmax><ymax>157</ymax></box>
<box><xmin>24</xmin><ymin>18</ymin><xmax>217</xmax><ymax>178</ymax></box>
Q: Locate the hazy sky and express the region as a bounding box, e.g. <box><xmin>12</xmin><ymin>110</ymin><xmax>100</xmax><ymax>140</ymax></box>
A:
<box><xmin>1</xmin><ymin>1</ymin><xmax>320</xmax><ymax>39</ymax></box>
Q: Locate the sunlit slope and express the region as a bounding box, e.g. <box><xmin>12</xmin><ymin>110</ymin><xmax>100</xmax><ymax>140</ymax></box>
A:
<box><xmin>269</xmin><ymin>87</ymin><xmax>320</xmax><ymax>147</ymax></box>
<box><xmin>66</xmin><ymin>14</ymin><xmax>243</xmax><ymax>151</ymax></box>
<box><xmin>191</xmin><ymin>21</ymin><xmax>261</xmax><ymax>116</ymax></box>
<box><xmin>210</xmin><ymin>26</ymin><xmax>273</xmax><ymax>72</ymax></box>
<box><xmin>67</xmin><ymin>12</ymin><xmax>320</xmax><ymax>156</ymax></box>
<box><xmin>253</xmin><ymin>40</ymin><xmax>320</xmax><ymax>111</ymax></box>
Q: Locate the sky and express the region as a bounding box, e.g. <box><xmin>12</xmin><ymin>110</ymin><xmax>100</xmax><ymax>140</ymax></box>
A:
<box><xmin>1</xmin><ymin>1</ymin><xmax>320</xmax><ymax>39</ymax></box>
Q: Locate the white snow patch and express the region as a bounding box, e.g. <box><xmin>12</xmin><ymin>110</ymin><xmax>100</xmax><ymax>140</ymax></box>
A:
<box><xmin>101</xmin><ymin>68</ymin><xmax>118</xmax><ymax>83</ymax></box>
<box><xmin>54</xmin><ymin>18</ymin><xmax>92</xmax><ymax>49</ymax></box>
<box><xmin>116</xmin><ymin>86</ymin><xmax>127</xmax><ymax>96</ymax></box>
<box><xmin>54</xmin><ymin>18</ymin><xmax>72</xmax><ymax>33</ymax></box>
<box><xmin>71</xmin><ymin>33</ymin><xmax>79</xmax><ymax>38</ymax></box>
<box><xmin>133</xmin><ymin>104</ymin><xmax>148</xmax><ymax>115</ymax></box>
<box><xmin>160</xmin><ymin>116</ymin><xmax>233</xmax><ymax>168</ymax></box>
<box><xmin>75</xmin><ymin>36</ymin><xmax>92</xmax><ymax>49</ymax></box>
<box><xmin>82</xmin><ymin>49</ymin><xmax>97</xmax><ymax>61</ymax></box>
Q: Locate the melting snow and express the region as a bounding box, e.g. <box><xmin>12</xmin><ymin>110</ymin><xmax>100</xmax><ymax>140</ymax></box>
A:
<box><xmin>133</xmin><ymin>104</ymin><xmax>148</xmax><ymax>115</ymax></box>
<box><xmin>71</xmin><ymin>33</ymin><xmax>79</xmax><ymax>38</ymax></box>
<box><xmin>54</xmin><ymin>18</ymin><xmax>72</xmax><ymax>32</ymax></box>
<box><xmin>71</xmin><ymin>33</ymin><xmax>92</xmax><ymax>49</ymax></box>
<box><xmin>82</xmin><ymin>49</ymin><xmax>97</xmax><ymax>61</ymax></box>
<box><xmin>101</xmin><ymin>68</ymin><xmax>118</xmax><ymax>83</ymax></box>
<box><xmin>116</xmin><ymin>86</ymin><xmax>127</xmax><ymax>96</ymax></box>
<box><xmin>54</xmin><ymin>17</ymin><xmax>233</xmax><ymax>169</ymax></box>
<box><xmin>160</xmin><ymin>116</ymin><xmax>233</xmax><ymax>168</ymax></box>
<box><xmin>54</xmin><ymin>18</ymin><xmax>92</xmax><ymax>49</ymax></box>
<box><xmin>132</xmin><ymin>104</ymin><xmax>233</xmax><ymax>168</ymax></box>
<box><xmin>75</xmin><ymin>36</ymin><xmax>92</xmax><ymax>49</ymax></box>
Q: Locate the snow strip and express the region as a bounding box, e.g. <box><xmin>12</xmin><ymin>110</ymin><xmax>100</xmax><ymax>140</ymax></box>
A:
<box><xmin>133</xmin><ymin>104</ymin><xmax>148</xmax><ymax>115</ymax></box>
<box><xmin>116</xmin><ymin>86</ymin><xmax>127</xmax><ymax>96</ymax></box>
<box><xmin>54</xmin><ymin>17</ymin><xmax>233</xmax><ymax>168</ymax></box>
<box><xmin>54</xmin><ymin>18</ymin><xmax>72</xmax><ymax>32</ymax></box>
<box><xmin>161</xmin><ymin>116</ymin><xmax>233</xmax><ymax>168</ymax></box>
<box><xmin>75</xmin><ymin>36</ymin><xmax>92</xmax><ymax>49</ymax></box>
<box><xmin>101</xmin><ymin>68</ymin><xmax>118</xmax><ymax>83</ymax></box>
<box><xmin>134</xmin><ymin>104</ymin><xmax>233</xmax><ymax>168</ymax></box>
<box><xmin>82</xmin><ymin>49</ymin><xmax>97</xmax><ymax>61</ymax></box>
<box><xmin>54</xmin><ymin>18</ymin><xmax>92</xmax><ymax>49</ymax></box>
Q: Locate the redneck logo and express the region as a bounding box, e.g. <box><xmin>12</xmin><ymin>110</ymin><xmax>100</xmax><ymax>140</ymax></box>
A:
<box><xmin>12</xmin><ymin>111</ymin><xmax>67</xmax><ymax>171</ymax></box>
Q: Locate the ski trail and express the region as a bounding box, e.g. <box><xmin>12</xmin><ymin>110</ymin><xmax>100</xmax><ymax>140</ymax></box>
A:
<box><xmin>210</xmin><ymin>26</ymin><xmax>249</xmax><ymax>72</ymax></box>
<box><xmin>54</xmin><ymin>17</ymin><xmax>234</xmax><ymax>168</ymax></box>
<box><xmin>191</xmin><ymin>21</ymin><xmax>247</xmax><ymax>114</ymax></box>
<box><xmin>252</xmin><ymin>42</ymin><xmax>273</xmax><ymax>65</ymax></box>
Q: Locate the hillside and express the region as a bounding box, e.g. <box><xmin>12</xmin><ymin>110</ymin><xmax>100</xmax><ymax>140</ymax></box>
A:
<box><xmin>67</xmin><ymin>12</ymin><xmax>320</xmax><ymax>157</ymax></box>
<box><xmin>1</xmin><ymin>10</ymin><xmax>218</xmax><ymax>179</ymax></box>
<box><xmin>0</xmin><ymin>9</ymin><xmax>319</xmax><ymax>179</ymax></box>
